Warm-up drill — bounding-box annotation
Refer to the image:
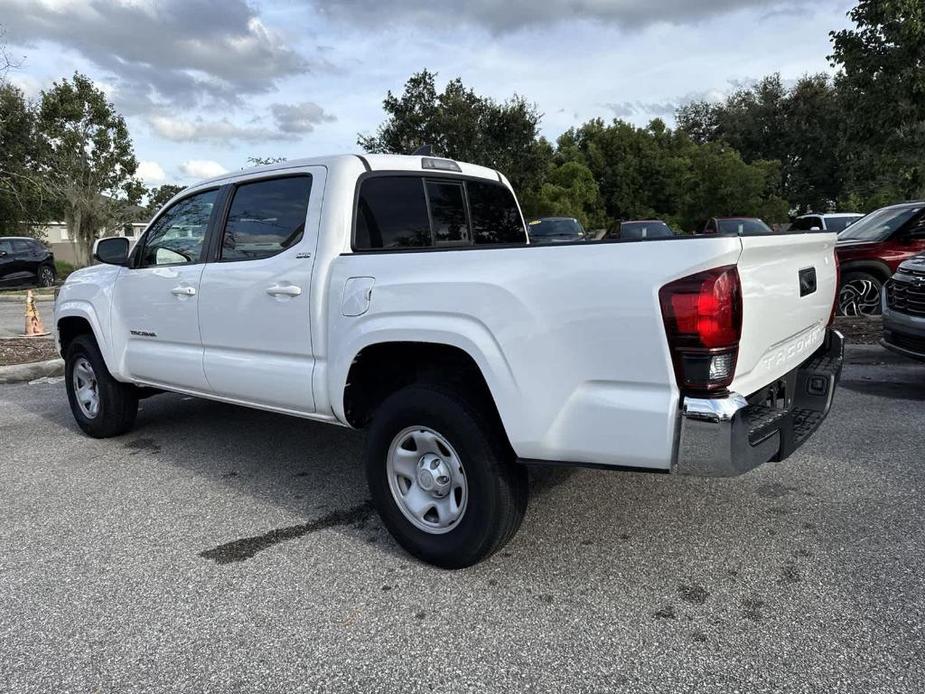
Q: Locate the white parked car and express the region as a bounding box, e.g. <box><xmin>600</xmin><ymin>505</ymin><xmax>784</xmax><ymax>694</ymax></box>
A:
<box><xmin>791</xmin><ymin>212</ymin><xmax>862</xmax><ymax>233</ymax></box>
<box><xmin>55</xmin><ymin>154</ymin><xmax>844</xmax><ymax>567</ymax></box>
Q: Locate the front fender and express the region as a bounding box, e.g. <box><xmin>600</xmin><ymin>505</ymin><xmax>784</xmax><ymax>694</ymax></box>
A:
<box><xmin>54</xmin><ymin>264</ymin><xmax>122</xmax><ymax>377</ymax></box>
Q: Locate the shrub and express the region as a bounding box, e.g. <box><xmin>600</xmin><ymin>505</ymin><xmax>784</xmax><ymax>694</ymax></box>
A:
<box><xmin>54</xmin><ymin>260</ymin><xmax>76</xmax><ymax>281</ymax></box>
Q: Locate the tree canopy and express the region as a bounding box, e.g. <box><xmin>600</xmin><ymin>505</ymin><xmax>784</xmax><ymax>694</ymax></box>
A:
<box><xmin>358</xmin><ymin>69</ymin><xmax>548</xmax><ymax>194</ymax></box>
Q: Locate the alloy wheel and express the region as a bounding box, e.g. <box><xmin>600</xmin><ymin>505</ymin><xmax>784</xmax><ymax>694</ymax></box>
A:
<box><xmin>839</xmin><ymin>279</ymin><xmax>882</xmax><ymax>317</ymax></box>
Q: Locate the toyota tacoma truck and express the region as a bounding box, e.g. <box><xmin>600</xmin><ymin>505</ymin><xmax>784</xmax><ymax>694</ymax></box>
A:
<box><xmin>54</xmin><ymin>154</ymin><xmax>844</xmax><ymax>568</ymax></box>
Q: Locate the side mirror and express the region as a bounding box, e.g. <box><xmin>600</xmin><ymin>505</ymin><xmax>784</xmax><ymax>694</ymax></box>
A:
<box><xmin>93</xmin><ymin>237</ymin><xmax>130</xmax><ymax>266</ymax></box>
<box><xmin>810</xmin><ymin>226</ymin><xmax>821</xmax><ymax>232</ymax></box>
<box><xmin>0</xmin><ymin>250</ymin><xmax>7</xmax><ymax>257</ymax></box>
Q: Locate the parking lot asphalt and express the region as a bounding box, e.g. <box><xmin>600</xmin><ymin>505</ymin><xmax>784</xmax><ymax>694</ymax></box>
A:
<box><xmin>1</xmin><ymin>346</ymin><xmax>923</xmax><ymax>693</ymax></box>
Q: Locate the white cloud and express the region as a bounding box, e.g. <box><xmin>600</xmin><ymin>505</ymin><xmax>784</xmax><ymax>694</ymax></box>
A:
<box><xmin>315</xmin><ymin>0</ymin><xmax>823</xmax><ymax>33</ymax></box>
<box><xmin>178</xmin><ymin>160</ymin><xmax>228</xmax><ymax>179</ymax></box>
<box><xmin>137</xmin><ymin>160</ymin><xmax>167</xmax><ymax>184</ymax></box>
<box><xmin>149</xmin><ymin>115</ymin><xmax>282</xmax><ymax>143</ymax></box>
<box><xmin>271</xmin><ymin>102</ymin><xmax>336</xmax><ymax>133</ymax></box>
<box><xmin>0</xmin><ymin>0</ymin><xmax>311</xmax><ymax>110</ymax></box>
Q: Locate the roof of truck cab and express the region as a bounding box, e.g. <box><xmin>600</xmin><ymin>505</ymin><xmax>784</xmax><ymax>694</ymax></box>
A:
<box><xmin>189</xmin><ymin>154</ymin><xmax>505</xmax><ymax>189</ymax></box>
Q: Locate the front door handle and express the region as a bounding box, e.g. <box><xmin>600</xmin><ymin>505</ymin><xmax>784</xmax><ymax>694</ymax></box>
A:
<box><xmin>171</xmin><ymin>286</ymin><xmax>196</xmax><ymax>296</ymax></box>
<box><xmin>266</xmin><ymin>285</ymin><xmax>302</xmax><ymax>297</ymax></box>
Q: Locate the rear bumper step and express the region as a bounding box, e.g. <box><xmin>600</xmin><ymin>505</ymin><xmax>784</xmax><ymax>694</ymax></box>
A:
<box><xmin>674</xmin><ymin>329</ymin><xmax>844</xmax><ymax>477</ymax></box>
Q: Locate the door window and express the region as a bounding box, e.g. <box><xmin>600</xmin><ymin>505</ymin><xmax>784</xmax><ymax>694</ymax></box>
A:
<box><xmin>138</xmin><ymin>189</ymin><xmax>217</xmax><ymax>267</ymax></box>
<box><xmin>467</xmin><ymin>181</ymin><xmax>526</xmax><ymax>245</ymax></box>
<box><xmin>12</xmin><ymin>240</ymin><xmax>33</xmax><ymax>254</ymax></box>
<box><xmin>220</xmin><ymin>176</ymin><xmax>313</xmax><ymax>262</ymax></box>
<box><xmin>0</xmin><ymin>240</ymin><xmax>12</xmax><ymax>254</ymax></box>
<box><xmin>425</xmin><ymin>180</ymin><xmax>469</xmax><ymax>245</ymax></box>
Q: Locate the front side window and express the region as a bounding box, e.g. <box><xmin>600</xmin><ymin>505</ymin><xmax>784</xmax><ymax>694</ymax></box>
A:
<box><xmin>0</xmin><ymin>240</ymin><xmax>13</xmax><ymax>254</ymax></box>
<box><xmin>426</xmin><ymin>180</ymin><xmax>469</xmax><ymax>245</ymax></box>
<box><xmin>468</xmin><ymin>181</ymin><xmax>525</xmax><ymax>245</ymax></box>
<box><xmin>355</xmin><ymin>177</ymin><xmax>432</xmax><ymax>250</ymax></box>
<box><xmin>139</xmin><ymin>189</ymin><xmax>217</xmax><ymax>267</ymax></box>
<box><xmin>220</xmin><ymin>176</ymin><xmax>313</xmax><ymax>262</ymax></box>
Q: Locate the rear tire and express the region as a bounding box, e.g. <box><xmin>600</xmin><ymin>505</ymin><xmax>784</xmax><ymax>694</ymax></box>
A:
<box><xmin>838</xmin><ymin>271</ymin><xmax>883</xmax><ymax>316</ymax></box>
<box><xmin>365</xmin><ymin>384</ymin><xmax>528</xmax><ymax>569</ymax></box>
<box><xmin>65</xmin><ymin>335</ymin><xmax>138</xmax><ymax>438</ymax></box>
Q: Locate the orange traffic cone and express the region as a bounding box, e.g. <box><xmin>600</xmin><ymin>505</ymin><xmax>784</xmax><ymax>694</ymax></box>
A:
<box><xmin>23</xmin><ymin>289</ymin><xmax>49</xmax><ymax>337</ymax></box>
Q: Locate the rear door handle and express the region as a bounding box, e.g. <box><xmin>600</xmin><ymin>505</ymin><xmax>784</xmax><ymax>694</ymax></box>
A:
<box><xmin>170</xmin><ymin>286</ymin><xmax>196</xmax><ymax>296</ymax></box>
<box><xmin>266</xmin><ymin>285</ymin><xmax>302</xmax><ymax>297</ymax></box>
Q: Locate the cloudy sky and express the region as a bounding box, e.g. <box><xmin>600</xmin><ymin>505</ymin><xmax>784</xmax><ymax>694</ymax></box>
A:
<box><xmin>1</xmin><ymin>0</ymin><xmax>855</xmax><ymax>187</ymax></box>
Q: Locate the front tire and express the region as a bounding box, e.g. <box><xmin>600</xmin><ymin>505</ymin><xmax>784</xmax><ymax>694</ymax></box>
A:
<box><xmin>838</xmin><ymin>271</ymin><xmax>883</xmax><ymax>316</ymax></box>
<box><xmin>366</xmin><ymin>384</ymin><xmax>528</xmax><ymax>569</ymax></box>
<box><xmin>65</xmin><ymin>335</ymin><xmax>138</xmax><ymax>438</ymax></box>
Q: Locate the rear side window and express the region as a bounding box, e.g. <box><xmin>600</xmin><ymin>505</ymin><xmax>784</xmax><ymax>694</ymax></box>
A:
<box><xmin>467</xmin><ymin>181</ymin><xmax>525</xmax><ymax>245</ymax></box>
<box><xmin>790</xmin><ymin>217</ymin><xmax>814</xmax><ymax>231</ymax></box>
<box><xmin>356</xmin><ymin>177</ymin><xmax>431</xmax><ymax>249</ymax></box>
<box><xmin>221</xmin><ymin>176</ymin><xmax>312</xmax><ymax>262</ymax></box>
<box><xmin>12</xmin><ymin>240</ymin><xmax>33</xmax><ymax>253</ymax></box>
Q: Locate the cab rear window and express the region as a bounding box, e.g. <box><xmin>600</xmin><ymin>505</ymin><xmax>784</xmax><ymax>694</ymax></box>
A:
<box><xmin>354</xmin><ymin>175</ymin><xmax>526</xmax><ymax>250</ymax></box>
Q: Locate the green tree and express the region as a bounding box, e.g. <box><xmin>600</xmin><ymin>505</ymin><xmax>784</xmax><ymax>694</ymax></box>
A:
<box><xmin>246</xmin><ymin>156</ymin><xmax>287</xmax><ymax>167</ymax></box>
<box><xmin>520</xmin><ymin>160</ymin><xmax>605</xmax><ymax>229</ymax></box>
<box><xmin>146</xmin><ymin>184</ymin><xmax>186</xmax><ymax>215</ymax></box>
<box><xmin>830</xmin><ymin>0</ymin><xmax>925</xmax><ymax>199</ymax></box>
<box><xmin>676</xmin><ymin>73</ymin><xmax>844</xmax><ymax>212</ymax></box>
<box><xmin>0</xmin><ymin>83</ymin><xmax>52</xmax><ymax>235</ymax></box>
<box><xmin>358</xmin><ymin>69</ymin><xmax>549</xmax><ymax>194</ymax></box>
<box><xmin>35</xmin><ymin>73</ymin><xmax>141</xmax><ymax>263</ymax></box>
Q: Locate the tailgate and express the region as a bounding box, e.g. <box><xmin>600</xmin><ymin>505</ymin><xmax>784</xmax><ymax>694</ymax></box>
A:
<box><xmin>732</xmin><ymin>233</ymin><xmax>838</xmax><ymax>396</ymax></box>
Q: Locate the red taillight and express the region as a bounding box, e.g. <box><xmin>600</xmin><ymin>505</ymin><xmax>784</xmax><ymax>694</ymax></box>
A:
<box><xmin>660</xmin><ymin>266</ymin><xmax>742</xmax><ymax>396</ymax></box>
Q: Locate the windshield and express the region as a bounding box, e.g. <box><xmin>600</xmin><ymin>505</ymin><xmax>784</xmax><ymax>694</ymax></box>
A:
<box><xmin>825</xmin><ymin>216</ymin><xmax>861</xmax><ymax>233</ymax></box>
<box><xmin>527</xmin><ymin>218</ymin><xmax>585</xmax><ymax>240</ymax></box>
<box><xmin>838</xmin><ymin>206</ymin><xmax>922</xmax><ymax>242</ymax></box>
<box><xmin>619</xmin><ymin>221</ymin><xmax>674</xmax><ymax>240</ymax></box>
<box><xmin>717</xmin><ymin>218</ymin><xmax>772</xmax><ymax>236</ymax></box>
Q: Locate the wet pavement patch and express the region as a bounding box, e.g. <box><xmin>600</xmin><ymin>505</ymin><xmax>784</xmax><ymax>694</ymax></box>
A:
<box><xmin>678</xmin><ymin>584</ymin><xmax>710</xmax><ymax>605</ymax></box>
<box><xmin>124</xmin><ymin>438</ymin><xmax>161</xmax><ymax>455</ymax></box>
<box><xmin>199</xmin><ymin>502</ymin><xmax>374</xmax><ymax>564</ymax></box>
<box><xmin>654</xmin><ymin>605</ymin><xmax>677</xmax><ymax>620</ymax></box>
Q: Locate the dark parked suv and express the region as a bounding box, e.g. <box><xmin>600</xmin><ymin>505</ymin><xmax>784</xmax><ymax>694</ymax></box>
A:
<box><xmin>0</xmin><ymin>237</ymin><xmax>57</xmax><ymax>288</ymax></box>
<box><xmin>835</xmin><ymin>202</ymin><xmax>925</xmax><ymax>316</ymax></box>
<box><xmin>882</xmin><ymin>253</ymin><xmax>925</xmax><ymax>361</ymax></box>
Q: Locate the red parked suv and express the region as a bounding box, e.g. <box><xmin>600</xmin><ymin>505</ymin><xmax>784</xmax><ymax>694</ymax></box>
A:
<box><xmin>836</xmin><ymin>202</ymin><xmax>925</xmax><ymax>316</ymax></box>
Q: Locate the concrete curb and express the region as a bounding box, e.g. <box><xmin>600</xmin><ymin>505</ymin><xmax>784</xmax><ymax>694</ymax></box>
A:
<box><xmin>0</xmin><ymin>358</ymin><xmax>65</xmax><ymax>384</ymax></box>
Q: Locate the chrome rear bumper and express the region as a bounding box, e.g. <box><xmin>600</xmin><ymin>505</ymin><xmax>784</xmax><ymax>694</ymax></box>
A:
<box><xmin>674</xmin><ymin>329</ymin><xmax>844</xmax><ymax>477</ymax></box>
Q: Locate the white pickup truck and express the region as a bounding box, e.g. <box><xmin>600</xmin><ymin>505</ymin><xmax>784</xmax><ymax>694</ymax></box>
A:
<box><xmin>55</xmin><ymin>154</ymin><xmax>844</xmax><ymax>568</ymax></box>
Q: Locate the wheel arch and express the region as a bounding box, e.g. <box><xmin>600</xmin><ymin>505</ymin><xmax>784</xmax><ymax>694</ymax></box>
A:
<box><xmin>838</xmin><ymin>260</ymin><xmax>892</xmax><ymax>282</ymax></box>
<box><xmin>338</xmin><ymin>337</ymin><xmax>518</xmax><ymax>449</ymax></box>
<box><xmin>55</xmin><ymin>304</ymin><xmax>115</xmax><ymax>371</ymax></box>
